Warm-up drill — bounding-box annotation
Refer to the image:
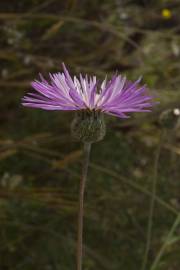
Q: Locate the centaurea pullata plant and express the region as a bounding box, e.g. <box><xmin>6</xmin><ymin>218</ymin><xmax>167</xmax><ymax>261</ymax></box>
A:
<box><xmin>22</xmin><ymin>63</ymin><xmax>155</xmax><ymax>270</ymax></box>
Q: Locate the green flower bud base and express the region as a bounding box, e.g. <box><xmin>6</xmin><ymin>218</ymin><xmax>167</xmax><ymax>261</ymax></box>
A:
<box><xmin>159</xmin><ymin>109</ymin><xmax>180</xmax><ymax>129</ymax></box>
<box><xmin>71</xmin><ymin>110</ymin><xmax>106</xmax><ymax>143</ymax></box>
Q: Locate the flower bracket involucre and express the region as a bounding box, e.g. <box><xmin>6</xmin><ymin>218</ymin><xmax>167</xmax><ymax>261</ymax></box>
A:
<box><xmin>71</xmin><ymin>110</ymin><xmax>106</xmax><ymax>143</ymax></box>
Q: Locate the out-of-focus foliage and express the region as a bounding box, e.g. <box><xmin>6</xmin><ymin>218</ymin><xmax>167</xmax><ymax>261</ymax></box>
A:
<box><xmin>0</xmin><ymin>0</ymin><xmax>180</xmax><ymax>269</ymax></box>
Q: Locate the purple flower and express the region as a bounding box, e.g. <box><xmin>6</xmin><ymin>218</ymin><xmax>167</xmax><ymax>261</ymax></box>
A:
<box><xmin>22</xmin><ymin>63</ymin><xmax>155</xmax><ymax>118</ymax></box>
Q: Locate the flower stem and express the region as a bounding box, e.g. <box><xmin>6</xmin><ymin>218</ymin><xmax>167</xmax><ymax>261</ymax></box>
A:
<box><xmin>77</xmin><ymin>142</ymin><xmax>91</xmax><ymax>270</ymax></box>
<box><xmin>141</xmin><ymin>130</ymin><xmax>166</xmax><ymax>270</ymax></box>
<box><xmin>150</xmin><ymin>213</ymin><xmax>180</xmax><ymax>270</ymax></box>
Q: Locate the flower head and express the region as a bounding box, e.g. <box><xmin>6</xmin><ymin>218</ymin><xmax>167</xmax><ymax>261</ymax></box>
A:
<box><xmin>22</xmin><ymin>63</ymin><xmax>155</xmax><ymax>119</ymax></box>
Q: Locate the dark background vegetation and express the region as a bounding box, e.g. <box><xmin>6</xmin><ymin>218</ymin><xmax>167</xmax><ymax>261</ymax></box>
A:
<box><xmin>0</xmin><ymin>0</ymin><xmax>180</xmax><ymax>269</ymax></box>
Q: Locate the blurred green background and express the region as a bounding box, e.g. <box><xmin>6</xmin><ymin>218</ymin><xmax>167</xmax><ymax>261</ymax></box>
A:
<box><xmin>0</xmin><ymin>0</ymin><xmax>180</xmax><ymax>269</ymax></box>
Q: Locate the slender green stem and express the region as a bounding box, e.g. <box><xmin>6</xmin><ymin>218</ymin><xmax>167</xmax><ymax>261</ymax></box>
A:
<box><xmin>141</xmin><ymin>130</ymin><xmax>166</xmax><ymax>270</ymax></box>
<box><xmin>90</xmin><ymin>163</ymin><xmax>178</xmax><ymax>215</ymax></box>
<box><xmin>77</xmin><ymin>142</ymin><xmax>91</xmax><ymax>270</ymax></box>
<box><xmin>150</xmin><ymin>214</ymin><xmax>180</xmax><ymax>270</ymax></box>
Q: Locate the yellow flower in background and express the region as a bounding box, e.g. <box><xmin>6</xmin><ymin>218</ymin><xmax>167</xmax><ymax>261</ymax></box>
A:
<box><xmin>161</xmin><ymin>8</ymin><xmax>172</xmax><ymax>19</ymax></box>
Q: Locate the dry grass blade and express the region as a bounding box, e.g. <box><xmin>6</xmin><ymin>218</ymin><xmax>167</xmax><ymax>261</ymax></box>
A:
<box><xmin>52</xmin><ymin>150</ymin><xmax>82</xmax><ymax>169</ymax></box>
<box><xmin>0</xmin><ymin>149</ymin><xmax>17</xmax><ymax>161</ymax></box>
<box><xmin>90</xmin><ymin>162</ymin><xmax>179</xmax><ymax>216</ymax></box>
<box><xmin>42</xmin><ymin>20</ymin><xmax>65</xmax><ymax>40</ymax></box>
<box><xmin>0</xmin><ymin>13</ymin><xmax>142</xmax><ymax>53</ymax></box>
<box><xmin>164</xmin><ymin>143</ymin><xmax>180</xmax><ymax>155</ymax></box>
